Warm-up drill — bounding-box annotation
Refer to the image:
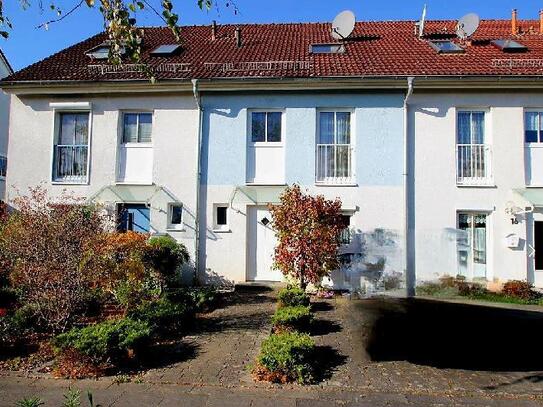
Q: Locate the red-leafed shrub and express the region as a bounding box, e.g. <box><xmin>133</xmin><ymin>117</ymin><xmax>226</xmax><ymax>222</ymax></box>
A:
<box><xmin>502</xmin><ymin>280</ymin><xmax>540</xmax><ymax>300</ymax></box>
<box><xmin>0</xmin><ymin>186</ymin><xmax>110</xmax><ymax>333</ymax></box>
<box><xmin>268</xmin><ymin>185</ymin><xmax>343</xmax><ymax>289</ymax></box>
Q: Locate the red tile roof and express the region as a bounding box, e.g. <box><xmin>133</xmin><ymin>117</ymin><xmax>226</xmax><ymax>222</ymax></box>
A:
<box><xmin>5</xmin><ymin>19</ymin><xmax>543</xmax><ymax>83</ymax></box>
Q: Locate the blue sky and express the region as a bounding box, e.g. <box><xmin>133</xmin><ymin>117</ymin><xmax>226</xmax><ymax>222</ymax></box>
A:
<box><xmin>2</xmin><ymin>0</ymin><xmax>541</xmax><ymax>71</ymax></box>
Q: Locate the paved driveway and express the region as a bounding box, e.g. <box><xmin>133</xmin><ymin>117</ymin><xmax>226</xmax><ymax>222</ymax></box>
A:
<box><xmin>2</xmin><ymin>289</ymin><xmax>543</xmax><ymax>406</ymax></box>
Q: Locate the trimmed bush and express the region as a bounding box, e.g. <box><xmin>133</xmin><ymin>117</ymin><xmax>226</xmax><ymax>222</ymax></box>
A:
<box><xmin>165</xmin><ymin>286</ymin><xmax>219</xmax><ymax>312</ymax></box>
<box><xmin>277</xmin><ymin>287</ymin><xmax>310</xmax><ymax>308</ymax></box>
<box><xmin>253</xmin><ymin>331</ymin><xmax>315</xmax><ymax>384</ymax></box>
<box><xmin>128</xmin><ymin>298</ymin><xmax>194</xmax><ymax>334</ymax></box>
<box><xmin>53</xmin><ymin>318</ymin><xmax>151</xmax><ymax>363</ymax></box>
<box><xmin>271</xmin><ymin>305</ymin><xmax>312</xmax><ymax>332</ymax></box>
<box><xmin>146</xmin><ymin>235</ymin><xmax>189</xmax><ymax>280</ymax></box>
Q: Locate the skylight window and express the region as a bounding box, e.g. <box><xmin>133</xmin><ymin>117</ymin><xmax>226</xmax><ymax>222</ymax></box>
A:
<box><xmin>491</xmin><ymin>39</ymin><xmax>527</xmax><ymax>53</ymax></box>
<box><xmin>85</xmin><ymin>43</ymin><xmax>126</xmax><ymax>60</ymax></box>
<box><xmin>429</xmin><ymin>41</ymin><xmax>464</xmax><ymax>54</ymax></box>
<box><xmin>310</xmin><ymin>43</ymin><xmax>345</xmax><ymax>54</ymax></box>
<box><xmin>150</xmin><ymin>44</ymin><xmax>182</xmax><ymax>56</ymax></box>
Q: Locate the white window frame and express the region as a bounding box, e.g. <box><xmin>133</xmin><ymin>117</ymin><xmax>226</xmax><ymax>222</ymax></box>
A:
<box><xmin>524</xmin><ymin>108</ymin><xmax>543</xmax><ymax>146</ymax></box>
<box><xmin>167</xmin><ymin>203</ymin><xmax>184</xmax><ymax>231</ymax></box>
<box><xmin>456</xmin><ymin>210</ymin><xmax>492</xmax><ymax>281</ymax></box>
<box><xmin>455</xmin><ymin>108</ymin><xmax>493</xmax><ymax>187</ymax></box>
<box><xmin>121</xmin><ymin>111</ymin><xmax>153</xmax><ymax>145</ymax></box>
<box><xmin>213</xmin><ymin>203</ymin><xmax>230</xmax><ymax>232</ymax></box>
<box><xmin>50</xmin><ymin>107</ymin><xmax>92</xmax><ymax>185</ymax></box>
<box><xmin>0</xmin><ymin>155</ymin><xmax>6</xmax><ymax>179</ymax></box>
<box><xmin>315</xmin><ymin>108</ymin><xmax>356</xmax><ymax>185</ymax></box>
<box><xmin>248</xmin><ymin>109</ymin><xmax>285</xmax><ymax>147</ymax></box>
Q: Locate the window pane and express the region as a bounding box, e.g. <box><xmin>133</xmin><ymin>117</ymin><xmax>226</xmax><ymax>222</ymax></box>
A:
<box><xmin>138</xmin><ymin>113</ymin><xmax>152</xmax><ymax>143</ymax></box>
<box><xmin>336</xmin><ymin>145</ymin><xmax>351</xmax><ymax>178</ymax></box>
<box><xmin>59</xmin><ymin>114</ymin><xmax>76</xmax><ymax>145</ymax></box>
<box><xmin>251</xmin><ymin>112</ymin><xmax>266</xmax><ymax>142</ymax></box>
<box><xmin>0</xmin><ymin>156</ymin><xmax>7</xmax><ymax>177</ymax></box>
<box><xmin>123</xmin><ymin>114</ymin><xmax>138</xmax><ymax>143</ymax></box>
<box><xmin>525</xmin><ymin>112</ymin><xmax>539</xmax><ymax>143</ymax></box>
<box><xmin>74</xmin><ymin>114</ymin><xmax>89</xmax><ymax>145</ymax></box>
<box><xmin>540</xmin><ymin>113</ymin><xmax>543</xmax><ymax>143</ymax></box>
<box><xmin>171</xmin><ymin>205</ymin><xmax>182</xmax><ymax>225</ymax></box>
<box><xmin>471</xmin><ymin>112</ymin><xmax>485</xmax><ymax>144</ymax></box>
<box><xmin>319</xmin><ymin>112</ymin><xmax>335</xmax><ymax>144</ymax></box>
<box><xmin>266</xmin><ymin>112</ymin><xmax>282</xmax><ymax>142</ymax></box>
<box><xmin>457</xmin><ymin>112</ymin><xmax>471</xmax><ymax>144</ymax></box>
<box><xmin>217</xmin><ymin>206</ymin><xmax>227</xmax><ymax>225</ymax></box>
<box><xmin>336</xmin><ymin>112</ymin><xmax>351</xmax><ymax>144</ymax></box>
<box><xmin>316</xmin><ymin>145</ymin><xmax>327</xmax><ymax>181</ymax></box>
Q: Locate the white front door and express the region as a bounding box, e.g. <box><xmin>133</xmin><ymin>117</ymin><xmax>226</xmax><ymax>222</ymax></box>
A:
<box><xmin>247</xmin><ymin>206</ymin><xmax>283</xmax><ymax>281</ymax></box>
<box><xmin>457</xmin><ymin>212</ymin><xmax>488</xmax><ymax>279</ymax></box>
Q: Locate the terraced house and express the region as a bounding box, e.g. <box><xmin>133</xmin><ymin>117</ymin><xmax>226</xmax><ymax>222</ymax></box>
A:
<box><xmin>4</xmin><ymin>11</ymin><xmax>543</xmax><ymax>292</ymax></box>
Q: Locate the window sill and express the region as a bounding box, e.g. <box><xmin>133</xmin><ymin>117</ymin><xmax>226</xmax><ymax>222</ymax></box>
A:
<box><xmin>116</xmin><ymin>181</ymin><xmax>154</xmax><ymax>186</ymax></box>
<box><xmin>245</xmin><ymin>182</ymin><xmax>287</xmax><ymax>186</ymax></box>
<box><xmin>213</xmin><ymin>229</ymin><xmax>231</xmax><ymax>233</ymax></box>
<box><xmin>456</xmin><ymin>182</ymin><xmax>496</xmax><ymax>188</ymax></box>
<box><xmin>166</xmin><ymin>228</ymin><xmax>185</xmax><ymax>232</ymax></box>
<box><xmin>52</xmin><ymin>180</ymin><xmax>88</xmax><ymax>186</ymax></box>
<box><xmin>315</xmin><ymin>183</ymin><xmax>358</xmax><ymax>187</ymax></box>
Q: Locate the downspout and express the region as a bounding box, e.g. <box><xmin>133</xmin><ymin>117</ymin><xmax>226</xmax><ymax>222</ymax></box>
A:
<box><xmin>403</xmin><ymin>77</ymin><xmax>415</xmax><ymax>297</ymax></box>
<box><xmin>192</xmin><ymin>79</ymin><xmax>203</xmax><ymax>285</ymax></box>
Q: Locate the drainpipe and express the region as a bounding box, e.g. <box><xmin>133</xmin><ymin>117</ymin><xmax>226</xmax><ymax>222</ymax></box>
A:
<box><xmin>192</xmin><ymin>79</ymin><xmax>203</xmax><ymax>285</ymax></box>
<box><xmin>403</xmin><ymin>77</ymin><xmax>415</xmax><ymax>297</ymax></box>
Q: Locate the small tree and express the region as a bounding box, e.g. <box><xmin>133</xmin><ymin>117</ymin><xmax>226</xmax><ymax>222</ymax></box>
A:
<box><xmin>269</xmin><ymin>185</ymin><xmax>343</xmax><ymax>289</ymax></box>
<box><xmin>0</xmin><ymin>186</ymin><xmax>110</xmax><ymax>332</ymax></box>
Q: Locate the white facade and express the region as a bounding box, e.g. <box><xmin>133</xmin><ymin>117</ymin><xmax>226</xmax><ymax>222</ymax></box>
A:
<box><xmin>0</xmin><ymin>52</ymin><xmax>12</xmax><ymax>201</ymax></box>
<box><xmin>410</xmin><ymin>91</ymin><xmax>543</xmax><ymax>288</ymax></box>
<box><xmin>5</xmin><ymin>92</ymin><xmax>200</xmax><ymax>276</ymax></box>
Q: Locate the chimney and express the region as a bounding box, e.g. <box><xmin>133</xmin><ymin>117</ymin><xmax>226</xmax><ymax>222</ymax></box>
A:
<box><xmin>211</xmin><ymin>20</ymin><xmax>217</xmax><ymax>41</ymax></box>
<box><xmin>235</xmin><ymin>27</ymin><xmax>242</xmax><ymax>48</ymax></box>
<box><xmin>539</xmin><ymin>10</ymin><xmax>543</xmax><ymax>34</ymax></box>
<box><xmin>512</xmin><ymin>9</ymin><xmax>518</xmax><ymax>35</ymax></box>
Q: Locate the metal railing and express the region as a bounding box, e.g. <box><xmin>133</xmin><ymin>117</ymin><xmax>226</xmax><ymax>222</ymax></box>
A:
<box><xmin>456</xmin><ymin>144</ymin><xmax>492</xmax><ymax>185</ymax></box>
<box><xmin>53</xmin><ymin>145</ymin><xmax>88</xmax><ymax>182</ymax></box>
<box><xmin>316</xmin><ymin>144</ymin><xmax>353</xmax><ymax>184</ymax></box>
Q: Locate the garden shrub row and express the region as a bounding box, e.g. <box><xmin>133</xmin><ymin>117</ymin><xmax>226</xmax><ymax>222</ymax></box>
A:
<box><xmin>252</xmin><ymin>286</ymin><xmax>316</xmax><ymax>384</ymax></box>
<box><xmin>417</xmin><ymin>276</ymin><xmax>543</xmax><ymax>305</ymax></box>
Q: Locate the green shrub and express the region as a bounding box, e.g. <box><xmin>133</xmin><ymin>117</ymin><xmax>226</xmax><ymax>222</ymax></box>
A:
<box><xmin>271</xmin><ymin>305</ymin><xmax>312</xmax><ymax>331</ymax></box>
<box><xmin>53</xmin><ymin>318</ymin><xmax>151</xmax><ymax>362</ymax></box>
<box><xmin>146</xmin><ymin>235</ymin><xmax>190</xmax><ymax>280</ymax></box>
<box><xmin>277</xmin><ymin>287</ymin><xmax>310</xmax><ymax>308</ymax></box>
<box><xmin>255</xmin><ymin>331</ymin><xmax>315</xmax><ymax>384</ymax></box>
<box><xmin>165</xmin><ymin>286</ymin><xmax>219</xmax><ymax>312</ymax></box>
<box><xmin>128</xmin><ymin>298</ymin><xmax>194</xmax><ymax>334</ymax></box>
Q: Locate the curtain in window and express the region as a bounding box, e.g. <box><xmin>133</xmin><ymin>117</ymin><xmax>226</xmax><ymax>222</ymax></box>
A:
<box><xmin>55</xmin><ymin>113</ymin><xmax>89</xmax><ymax>181</ymax></box>
<box><xmin>457</xmin><ymin>112</ymin><xmax>471</xmax><ymax>144</ymax></box>
<box><xmin>525</xmin><ymin>112</ymin><xmax>539</xmax><ymax>143</ymax></box>
<box><xmin>138</xmin><ymin>114</ymin><xmax>152</xmax><ymax>143</ymax></box>
<box><xmin>473</xmin><ymin>215</ymin><xmax>487</xmax><ymax>265</ymax></box>
<box><xmin>317</xmin><ymin>112</ymin><xmax>351</xmax><ymax>182</ymax></box>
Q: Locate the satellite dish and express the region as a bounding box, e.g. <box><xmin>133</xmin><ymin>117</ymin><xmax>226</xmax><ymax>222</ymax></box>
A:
<box><xmin>332</xmin><ymin>10</ymin><xmax>356</xmax><ymax>40</ymax></box>
<box><xmin>456</xmin><ymin>13</ymin><xmax>480</xmax><ymax>39</ymax></box>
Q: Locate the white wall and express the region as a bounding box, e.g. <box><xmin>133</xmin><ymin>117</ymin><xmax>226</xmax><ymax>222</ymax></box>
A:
<box><xmin>0</xmin><ymin>55</ymin><xmax>12</xmax><ymax>201</ymax></box>
<box><xmin>411</xmin><ymin>92</ymin><xmax>543</xmax><ymax>287</ymax></box>
<box><xmin>6</xmin><ymin>93</ymin><xmax>199</xmax><ymax>261</ymax></box>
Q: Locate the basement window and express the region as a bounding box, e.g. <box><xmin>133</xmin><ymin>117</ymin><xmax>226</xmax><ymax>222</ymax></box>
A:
<box><xmin>429</xmin><ymin>40</ymin><xmax>464</xmax><ymax>54</ymax></box>
<box><xmin>310</xmin><ymin>43</ymin><xmax>345</xmax><ymax>54</ymax></box>
<box><xmin>491</xmin><ymin>39</ymin><xmax>527</xmax><ymax>53</ymax></box>
<box><xmin>150</xmin><ymin>44</ymin><xmax>182</xmax><ymax>56</ymax></box>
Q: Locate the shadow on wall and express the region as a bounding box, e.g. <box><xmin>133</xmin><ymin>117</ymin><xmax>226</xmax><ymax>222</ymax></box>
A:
<box><xmin>362</xmin><ymin>297</ymin><xmax>543</xmax><ymax>371</ymax></box>
<box><xmin>325</xmin><ymin>228</ymin><xmax>404</xmax><ymax>294</ymax></box>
